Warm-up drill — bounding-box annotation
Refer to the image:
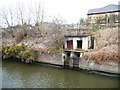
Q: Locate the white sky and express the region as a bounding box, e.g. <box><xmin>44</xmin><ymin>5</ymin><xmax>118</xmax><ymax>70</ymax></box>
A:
<box><xmin>0</xmin><ymin>0</ymin><xmax>119</xmax><ymax>24</ymax></box>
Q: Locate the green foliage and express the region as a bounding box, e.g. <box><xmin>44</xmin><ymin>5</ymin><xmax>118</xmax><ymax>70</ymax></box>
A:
<box><xmin>49</xmin><ymin>47</ymin><xmax>62</xmax><ymax>54</ymax></box>
<box><xmin>2</xmin><ymin>44</ymin><xmax>38</xmax><ymax>63</ymax></box>
<box><xmin>92</xmin><ymin>25</ymin><xmax>100</xmax><ymax>31</ymax></box>
<box><xmin>80</xmin><ymin>18</ymin><xmax>85</xmax><ymax>25</ymax></box>
<box><xmin>19</xmin><ymin>49</ymin><xmax>38</xmax><ymax>63</ymax></box>
<box><xmin>0</xmin><ymin>46</ymin><xmax>2</xmax><ymax>51</ymax></box>
<box><xmin>95</xmin><ymin>13</ymin><xmax>118</xmax><ymax>28</ymax></box>
<box><xmin>45</xmin><ymin>32</ymin><xmax>47</xmax><ymax>35</ymax></box>
<box><xmin>92</xmin><ymin>25</ymin><xmax>107</xmax><ymax>31</ymax></box>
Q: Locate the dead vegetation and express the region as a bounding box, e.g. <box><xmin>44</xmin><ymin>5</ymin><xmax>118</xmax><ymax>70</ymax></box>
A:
<box><xmin>83</xmin><ymin>28</ymin><xmax>119</xmax><ymax>65</ymax></box>
<box><xmin>2</xmin><ymin>23</ymin><xmax>119</xmax><ymax>66</ymax></box>
<box><xmin>15</xmin><ymin>32</ymin><xmax>25</xmax><ymax>43</ymax></box>
<box><xmin>94</xmin><ymin>28</ymin><xmax>118</xmax><ymax>50</ymax></box>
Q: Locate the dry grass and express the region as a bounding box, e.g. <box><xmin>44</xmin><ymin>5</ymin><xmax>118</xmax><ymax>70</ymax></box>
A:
<box><xmin>83</xmin><ymin>28</ymin><xmax>119</xmax><ymax>65</ymax></box>
<box><xmin>95</xmin><ymin>28</ymin><xmax>118</xmax><ymax>50</ymax></box>
<box><xmin>15</xmin><ymin>32</ymin><xmax>24</xmax><ymax>43</ymax></box>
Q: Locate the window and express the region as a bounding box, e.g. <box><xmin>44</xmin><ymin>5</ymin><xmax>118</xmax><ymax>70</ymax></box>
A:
<box><xmin>77</xmin><ymin>40</ymin><xmax>82</xmax><ymax>49</ymax></box>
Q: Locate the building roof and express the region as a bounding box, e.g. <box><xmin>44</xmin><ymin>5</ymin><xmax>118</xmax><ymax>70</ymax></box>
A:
<box><xmin>64</xmin><ymin>49</ymin><xmax>83</xmax><ymax>53</ymax></box>
<box><xmin>64</xmin><ymin>34</ymin><xmax>91</xmax><ymax>37</ymax></box>
<box><xmin>87</xmin><ymin>4</ymin><xmax>120</xmax><ymax>15</ymax></box>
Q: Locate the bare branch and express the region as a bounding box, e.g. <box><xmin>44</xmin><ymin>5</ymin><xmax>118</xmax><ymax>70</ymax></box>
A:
<box><xmin>0</xmin><ymin>8</ymin><xmax>10</xmax><ymax>28</ymax></box>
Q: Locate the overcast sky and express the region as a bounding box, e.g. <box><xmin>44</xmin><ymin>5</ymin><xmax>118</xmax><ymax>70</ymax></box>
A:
<box><xmin>0</xmin><ymin>0</ymin><xmax>119</xmax><ymax>24</ymax></box>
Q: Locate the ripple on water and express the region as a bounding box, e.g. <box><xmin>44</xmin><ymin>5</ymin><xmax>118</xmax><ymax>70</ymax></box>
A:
<box><xmin>2</xmin><ymin>60</ymin><xmax>119</xmax><ymax>88</ymax></box>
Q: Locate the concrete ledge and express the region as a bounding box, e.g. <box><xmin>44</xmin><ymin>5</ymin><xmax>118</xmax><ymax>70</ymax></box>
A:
<box><xmin>33</xmin><ymin>61</ymin><xmax>120</xmax><ymax>77</ymax></box>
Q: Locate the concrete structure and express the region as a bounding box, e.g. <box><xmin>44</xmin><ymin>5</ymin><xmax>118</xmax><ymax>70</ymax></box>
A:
<box><xmin>87</xmin><ymin>4</ymin><xmax>120</xmax><ymax>25</ymax></box>
<box><xmin>62</xmin><ymin>50</ymin><xmax>83</xmax><ymax>68</ymax></box>
<box><xmin>64</xmin><ymin>35</ymin><xmax>94</xmax><ymax>50</ymax></box>
<box><xmin>62</xmin><ymin>29</ymin><xmax>94</xmax><ymax>69</ymax></box>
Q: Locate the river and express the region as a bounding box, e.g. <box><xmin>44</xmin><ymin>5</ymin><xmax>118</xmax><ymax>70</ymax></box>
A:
<box><xmin>2</xmin><ymin>60</ymin><xmax>119</xmax><ymax>88</ymax></box>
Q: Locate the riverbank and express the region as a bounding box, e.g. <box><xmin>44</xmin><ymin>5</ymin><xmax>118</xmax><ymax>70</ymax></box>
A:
<box><xmin>2</xmin><ymin>27</ymin><xmax>119</xmax><ymax>76</ymax></box>
<box><xmin>2</xmin><ymin>44</ymin><xmax>120</xmax><ymax>77</ymax></box>
<box><xmin>33</xmin><ymin>61</ymin><xmax>119</xmax><ymax>77</ymax></box>
<box><xmin>2</xmin><ymin>44</ymin><xmax>120</xmax><ymax>76</ymax></box>
<box><xmin>33</xmin><ymin>52</ymin><xmax>120</xmax><ymax>76</ymax></box>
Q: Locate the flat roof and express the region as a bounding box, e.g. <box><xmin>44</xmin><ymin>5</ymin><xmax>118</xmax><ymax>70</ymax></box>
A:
<box><xmin>64</xmin><ymin>34</ymin><xmax>91</xmax><ymax>37</ymax></box>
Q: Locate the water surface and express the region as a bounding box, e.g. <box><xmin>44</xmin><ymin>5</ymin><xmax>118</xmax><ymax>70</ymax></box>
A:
<box><xmin>2</xmin><ymin>60</ymin><xmax>119</xmax><ymax>88</ymax></box>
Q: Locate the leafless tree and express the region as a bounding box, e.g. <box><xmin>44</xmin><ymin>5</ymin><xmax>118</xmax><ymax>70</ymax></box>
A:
<box><xmin>52</xmin><ymin>16</ymin><xmax>65</xmax><ymax>29</ymax></box>
<box><xmin>15</xmin><ymin>2</ymin><xmax>30</xmax><ymax>37</ymax></box>
<box><xmin>16</xmin><ymin>3</ymin><xmax>25</xmax><ymax>26</ymax></box>
<box><xmin>45</xmin><ymin>16</ymin><xmax>66</xmax><ymax>48</ymax></box>
<box><xmin>29</xmin><ymin>1</ymin><xmax>45</xmax><ymax>34</ymax></box>
<box><xmin>30</xmin><ymin>2</ymin><xmax>43</xmax><ymax>25</ymax></box>
<box><xmin>9</xmin><ymin>8</ymin><xmax>14</xmax><ymax>27</ymax></box>
<box><xmin>0</xmin><ymin>7</ymin><xmax>16</xmax><ymax>38</ymax></box>
<box><xmin>0</xmin><ymin>8</ymin><xmax>10</xmax><ymax>28</ymax></box>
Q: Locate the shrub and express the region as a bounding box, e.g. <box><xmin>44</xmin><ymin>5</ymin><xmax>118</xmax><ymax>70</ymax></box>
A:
<box><xmin>19</xmin><ymin>49</ymin><xmax>38</xmax><ymax>63</ymax></box>
<box><xmin>2</xmin><ymin>44</ymin><xmax>38</xmax><ymax>63</ymax></box>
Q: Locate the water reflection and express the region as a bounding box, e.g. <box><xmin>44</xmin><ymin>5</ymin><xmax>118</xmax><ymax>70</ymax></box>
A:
<box><xmin>2</xmin><ymin>60</ymin><xmax>119</xmax><ymax>88</ymax></box>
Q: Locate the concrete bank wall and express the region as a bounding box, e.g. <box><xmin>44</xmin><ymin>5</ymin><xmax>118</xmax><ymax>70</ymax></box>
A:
<box><xmin>35</xmin><ymin>52</ymin><xmax>119</xmax><ymax>75</ymax></box>
<box><xmin>36</xmin><ymin>52</ymin><xmax>62</xmax><ymax>65</ymax></box>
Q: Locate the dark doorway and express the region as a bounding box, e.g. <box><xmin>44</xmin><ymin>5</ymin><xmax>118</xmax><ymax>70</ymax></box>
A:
<box><xmin>91</xmin><ymin>37</ymin><xmax>94</xmax><ymax>49</ymax></box>
<box><xmin>67</xmin><ymin>40</ymin><xmax>73</xmax><ymax>49</ymax></box>
<box><xmin>77</xmin><ymin>40</ymin><xmax>82</xmax><ymax>49</ymax></box>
